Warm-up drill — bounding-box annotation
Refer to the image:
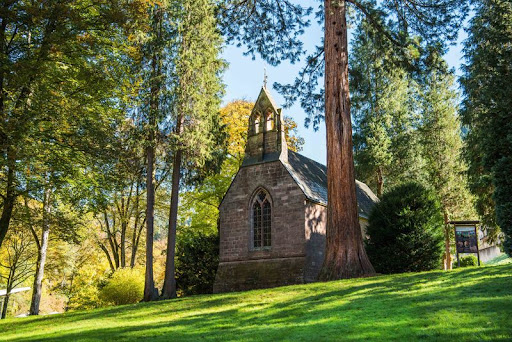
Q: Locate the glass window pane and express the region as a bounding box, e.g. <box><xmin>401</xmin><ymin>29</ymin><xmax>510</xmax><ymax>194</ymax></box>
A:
<box><xmin>253</xmin><ymin>203</ymin><xmax>261</xmax><ymax>248</ymax></box>
<box><xmin>263</xmin><ymin>200</ymin><xmax>271</xmax><ymax>247</ymax></box>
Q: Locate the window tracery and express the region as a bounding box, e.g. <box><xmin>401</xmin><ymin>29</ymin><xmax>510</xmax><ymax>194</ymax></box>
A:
<box><xmin>252</xmin><ymin>189</ymin><xmax>271</xmax><ymax>248</ymax></box>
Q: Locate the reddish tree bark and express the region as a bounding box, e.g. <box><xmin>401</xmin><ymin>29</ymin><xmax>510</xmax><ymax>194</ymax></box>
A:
<box><xmin>319</xmin><ymin>0</ymin><xmax>375</xmax><ymax>280</ymax></box>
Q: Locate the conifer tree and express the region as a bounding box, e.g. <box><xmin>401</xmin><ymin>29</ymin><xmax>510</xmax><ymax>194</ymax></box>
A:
<box><xmin>461</xmin><ymin>0</ymin><xmax>512</xmax><ymax>253</ymax></box>
<box><xmin>161</xmin><ymin>0</ymin><xmax>225</xmax><ymax>299</ymax></box>
<box><xmin>141</xmin><ymin>2</ymin><xmax>167</xmax><ymax>302</ymax></box>
<box><xmin>351</xmin><ymin>21</ymin><xmax>425</xmax><ymax>197</ymax></box>
<box><xmin>420</xmin><ymin>68</ymin><xmax>475</xmax><ymax>269</ymax></box>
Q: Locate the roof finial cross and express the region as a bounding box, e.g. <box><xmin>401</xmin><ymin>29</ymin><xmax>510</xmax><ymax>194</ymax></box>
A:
<box><xmin>263</xmin><ymin>67</ymin><xmax>268</xmax><ymax>88</ymax></box>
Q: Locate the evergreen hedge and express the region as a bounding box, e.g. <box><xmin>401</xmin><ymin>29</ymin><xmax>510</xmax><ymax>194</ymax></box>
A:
<box><xmin>176</xmin><ymin>231</ymin><xmax>219</xmax><ymax>295</ymax></box>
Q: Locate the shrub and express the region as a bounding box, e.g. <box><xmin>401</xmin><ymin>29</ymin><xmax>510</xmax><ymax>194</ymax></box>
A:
<box><xmin>455</xmin><ymin>255</ymin><xmax>480</xmax><ymax>268</ymax></box>
<box><xmin>366</xmin><ymin>182</ymin><xmax>444</xmax><ymax>274</ymax></box>
<box><xmin>176</xmin><ymin>231</ymin><xmax>219</xmax><ymax>296</ymax></box>
<box><xmin>65</xmin><ymin>264</ymin><xmax>108</xmax><ymax>311</ymax></box>
<box><xmin>99</xmin><ymin>267</ymin><xmax>144</xmax><ymax>305</ymax></box>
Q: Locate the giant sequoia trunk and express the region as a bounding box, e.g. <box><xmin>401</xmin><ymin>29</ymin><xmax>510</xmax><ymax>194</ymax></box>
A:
<box><xmin>319</xmin><ymin>0</ymin><xmax>375</xmax><ymax>280</ymax></box>
<box><xmin>161</xmin><ymin>115</ymin><xmax>183</xmax><ymax>299</ymax></box>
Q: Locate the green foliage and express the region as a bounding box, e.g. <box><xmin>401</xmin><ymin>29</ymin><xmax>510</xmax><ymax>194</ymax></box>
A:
<box><xmin>0</xmin><ymin>226</ymin><xmax>36</xmax><ymax>318</ymax></box>
<box><xmin>169</xmin><ymin>0</ymin><xmax>226</xmax><ymax>167</ymax></box>
<box><xmin>366</xmin><ymin>183</ymin><xmax>444</xmax><ymax>273</ymax></box>
<box><xmin>100</xmin><ymin>267</ymin><xmax>145</xmax><ymax>306</ymax></box>
<box><xmin>455</xmin><ymin>255</ymin><xmax>479</xmax><ymax>268</ymax></box>
<box><xmin>67</xmin><ymin>282</ymin><xmax>103</xmax><ymax>312</ymax></box>
<box><xmin>1</xmin><ymin>265</ymin><xmax>512</xmax><ymax>340</ymax></box>
<box><xmin>268</xmin><ymin>0</ymin><xmax>470</xmax><ymax>128</ymax></box>
<box><xmin>175</xmin><ymin>231</ymin><xmax>219</xmax><ymax>296</ymax></box>
<box><xmin>52</xmin><ymin>236</ymin><xmax>111</xmax><ymax>312</ymax></box>
<box><xmin>218</xmin><ymin>1</ymin><xmax>312</xmax><ymax>66</ymax></box>
<box><xmin>419</xmin><ymin>69</ymin><xmax>474</xmax><ymax>220</ymax></box>
<box><xmin>0</xmin><ymin>0</ymin><xmax>143</xmax><ymax>250</ymax></box>
<box><xmin>461</xmin><ymin>0</ymin><xmax>512</xmax><ymax>251</ymax></box>
<box><xmin>351</xmin><ymin>20</ymin><xmax>426</xmax><ymax>197</ymax></box>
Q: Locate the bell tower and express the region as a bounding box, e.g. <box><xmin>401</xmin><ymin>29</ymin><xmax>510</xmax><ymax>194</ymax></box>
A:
<box><xmin>243</xmin><ymin>87</ymin><xmax>288</xmax><ymax>166</ymax></box>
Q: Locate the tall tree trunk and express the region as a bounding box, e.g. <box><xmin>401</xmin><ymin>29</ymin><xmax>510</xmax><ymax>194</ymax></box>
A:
<box><xmin>161</xmin><ymin>115</ymin><xmax>183</xmax><ymax>299</ymax></box>
<box><xmin>443</xmin><ymin>211</ymin><xmax>452</xmax><ymax>270</ymax></box>
<box><xmin>143</xmin><ymin>136</ymin><xmax>157</xmax><ymax>301</ymax></box>
<box><xmin>0</xmin><ymin>149</ymin><xmax>16</xmax><ymax>249</ymax></box>
<box><xmin>130</xmin><ymin>180</ymin><xmax>143</xmax><ymax>268</ymax></box>
<box><xmin>99</xmin><ymin>243</ymin><xmax>116</xmax><ymax>272</ymax></box>
<box><xmin>319</xmin><ymin>0</ymin><xmax>375</xmax><ymax>280</ymax></box>
<box><xmin>119</xmin><ymin>191</ymin><xmax>132</xmax><ymax>268</ymax></box>
<box><xmin>103</xmin><ymin>212</ymin><xmax>120</xmax><ymax>269</ymax></box>
<box><xmin>1</xmin><ymin>294</ymin><xmax>9</xmax><ymax>319</ymax></box>
<box><xmin>131</xmin><ymin>217</ymin><xmax>145</xmax><ymax>268</ymax></box>
<box><xmin>376</xmin><ymin>166</ymin><xmax>384</xmax><ymax>198</ymax></box>
<box><xmin>120</xmin><ymin>220</ymin><xmax>126</xmax><ymax>268</ymax></box>
<box><xmin>143</xmin><ymin>6</ymin><xmax>162</xmax><ymax>301</ymax></box>
<box><xmin>29</xmin><ymin>185</ymin><xmax>51</xmax><ymax>315</ymax></box>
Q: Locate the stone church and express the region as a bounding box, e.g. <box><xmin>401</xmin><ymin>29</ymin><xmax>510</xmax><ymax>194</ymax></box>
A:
<box><xmin>213</xmin><ymin>87</ymin><xmax>378</xmax><ymax>293</ymax></box>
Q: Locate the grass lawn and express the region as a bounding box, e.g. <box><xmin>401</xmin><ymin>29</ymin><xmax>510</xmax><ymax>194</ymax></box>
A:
<box><xmin>485</xmin><ymin>253</ymin><xmax>512</xmax><ymax>266</ymax></box>
<box><xmin>1</xmin><ymin>264</ymin><xmax>511</xmax><ymax>342</ymax></box>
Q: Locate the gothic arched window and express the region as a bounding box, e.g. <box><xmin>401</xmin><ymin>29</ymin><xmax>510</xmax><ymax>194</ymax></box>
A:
<box><xmin>252</xmin><ymin>189</ymin><xmax>271</xmax><ymax>248</ymax></box>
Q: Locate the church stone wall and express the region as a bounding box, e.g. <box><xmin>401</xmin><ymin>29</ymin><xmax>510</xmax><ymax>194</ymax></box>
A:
<box><xmin>214</xmin><ymin>160</ymin><xmax>306</xmax><ymax>293</ymax></box>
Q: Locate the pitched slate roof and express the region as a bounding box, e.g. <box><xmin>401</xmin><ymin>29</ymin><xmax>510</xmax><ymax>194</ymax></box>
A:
<box><xmin>283</xmin><ymin>150</ymin><xmax>379</xmax><ymax>219</ymax></box>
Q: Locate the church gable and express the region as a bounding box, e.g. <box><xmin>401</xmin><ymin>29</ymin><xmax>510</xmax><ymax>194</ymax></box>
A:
<box><xmin>215</xmin><ymin>157</ymin><xmax>308</xmax><ymax>293</ymax></box>
<box><xmin>218</xmin><ymin>159</ymin><xmax>306</xmax><ymax>262</ymax></box>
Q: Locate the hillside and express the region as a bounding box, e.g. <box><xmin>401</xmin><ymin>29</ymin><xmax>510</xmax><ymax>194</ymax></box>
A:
<box><xmin>1</xmin><ymin>264</ymin><xmax>511</xmax><ymax>342</ymax></box>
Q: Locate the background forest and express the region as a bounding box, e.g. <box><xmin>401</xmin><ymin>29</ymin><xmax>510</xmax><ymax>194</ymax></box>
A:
<box><xmin>0</xmin><ymin>0</ymin><xmax>510</xmax><ymax>318</ymax></box>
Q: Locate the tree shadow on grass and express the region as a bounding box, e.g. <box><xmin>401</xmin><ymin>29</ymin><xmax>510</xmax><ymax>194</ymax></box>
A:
<box><xmin>3</xmin><ymin>264</ymin><xmax>511</xmax><ymax>342</ymax></box>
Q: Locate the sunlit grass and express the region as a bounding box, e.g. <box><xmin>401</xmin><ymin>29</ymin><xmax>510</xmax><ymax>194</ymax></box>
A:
<box><xmin>1</xmin><ymin>264</ymin><xmax>511</xmax><ymax>341</ymax></box>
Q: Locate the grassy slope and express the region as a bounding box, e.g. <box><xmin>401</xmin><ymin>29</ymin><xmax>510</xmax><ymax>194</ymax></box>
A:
<box><xmin>485</xmin><ymin>253</ymin><xmax>512</xmax><ymax>266</ymax></box>
<box><xmin>1</xmin><ymin>264</ymin><xmax>511</xmax><ymax>342</ymax></box>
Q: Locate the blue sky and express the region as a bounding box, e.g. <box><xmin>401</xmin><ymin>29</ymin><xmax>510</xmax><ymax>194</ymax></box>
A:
<box><xmin>221</xmin><ymin>3</ymin><xmax>468</xmax><ymax>165</ymax></box>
